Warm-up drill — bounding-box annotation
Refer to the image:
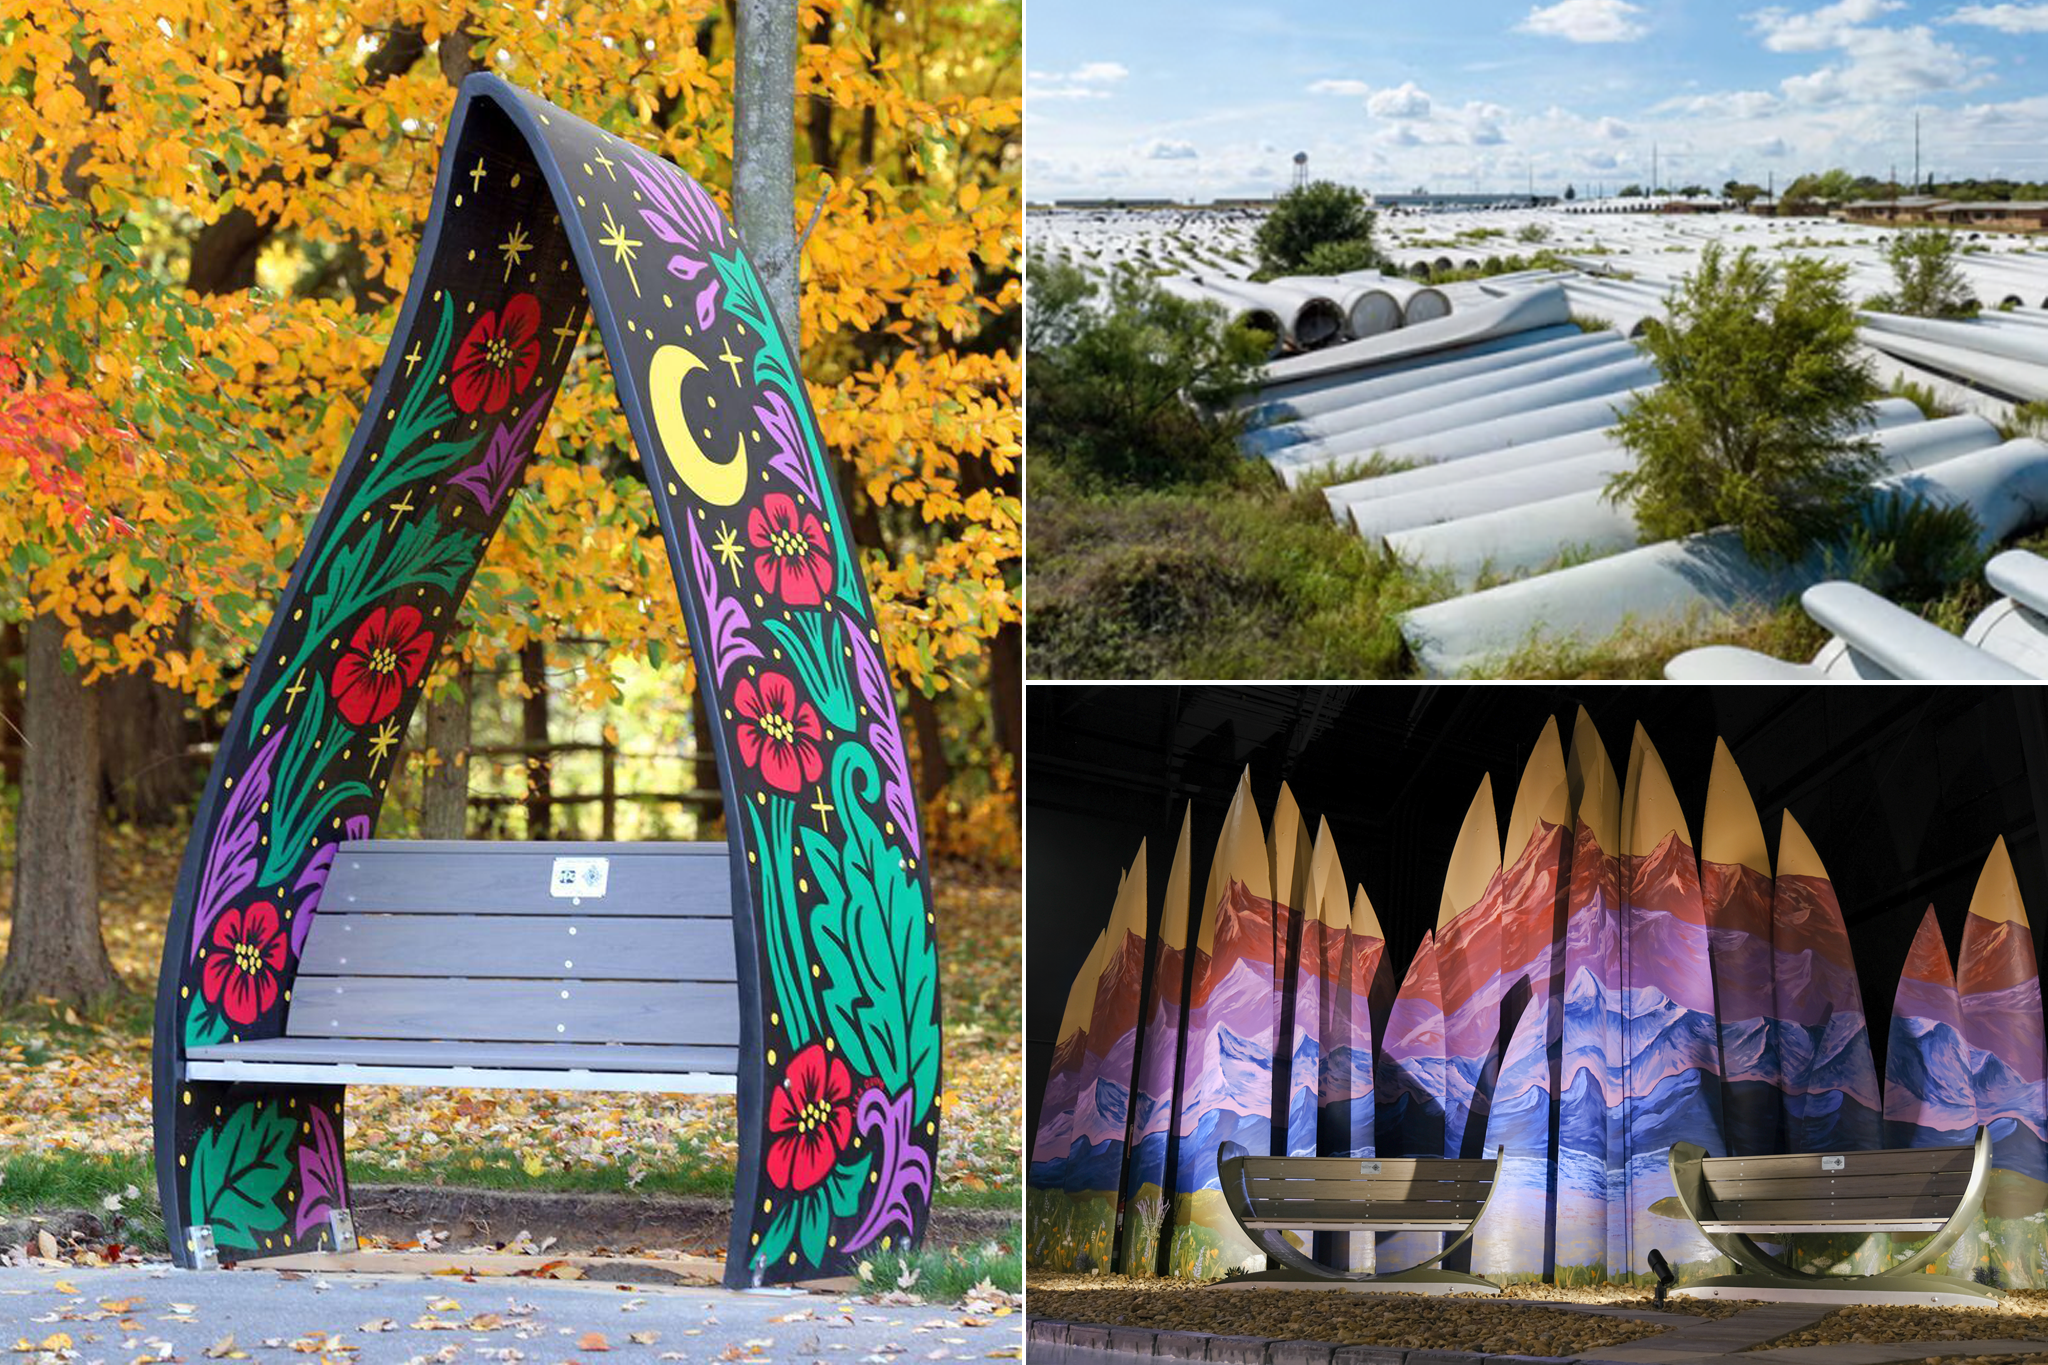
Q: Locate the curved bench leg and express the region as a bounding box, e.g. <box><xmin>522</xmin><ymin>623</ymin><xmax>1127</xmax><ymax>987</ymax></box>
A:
<box><xmin>152</xmin><ymin>75</ymin><xmax>941</xmax><ymax>1287</ymax></box>
<box><xmin>158</xmin><ymin>1077</ymin><xmax>351</xmax><ymax>1268</ymax></box>
<box><xmin>1666</xmin><ymin>1134</ymin><xmax>2001</xmax><ymax>1306</ymax></box>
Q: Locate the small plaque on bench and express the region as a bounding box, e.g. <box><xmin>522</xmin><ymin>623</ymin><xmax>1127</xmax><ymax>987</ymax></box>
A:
<box><xmin>550</xmin><ymin>856</ymin><xmax>610</xmax><ymax>900</ymax></box>
<box><xmin>1821</xmin><ymin>1155</ymin><xmax>1845</xmax><ymax>1171</ymax></box>
<box><xmin>1360</xmin><ymin>1160</ymin><xmax>1381</xmax><ymax>1174</ymax></box>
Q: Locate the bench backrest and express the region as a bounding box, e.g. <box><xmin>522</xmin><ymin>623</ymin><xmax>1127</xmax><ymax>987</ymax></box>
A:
<box><xmin>1229</xmin><ymin>1153</ymin><xmax>1499</xmax><ymax>1229</ymax></box>
<box><xmin>286</xmin><ymin>841</ymin><xmax>737</xmax><ymax>1048</ymax></box>
<box><xmin>1697</xmin><ymin>1144</ymin><xmax>1976</xmax><ymax>1229</ymax></box>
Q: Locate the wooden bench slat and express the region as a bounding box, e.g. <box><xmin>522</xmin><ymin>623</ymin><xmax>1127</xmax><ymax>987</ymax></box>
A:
<box><xmin>1701</xmin><ymin>1170</ymin><xmax>1972</xmax><ymax>1201</ymax></box>
<box><xmin>323</xmin><ymin>841</ymin><xmax>731</xmax><ymax>917</ymax></box>
<box><xmin>287</xmin><ymin>977</ymin><xmax>738</xmax><ymax>1046</ymax></box>
<box><xmin>1239</xmin><ymin>1199</ymin><xmax>1489</xmax><ymax>1222</ymax></box>
<box><xmin>1239</xmin><ymin>1218</ymin><xmax>1474</xmax><ymax>1231</ymax></box>
<box><xmin>297</xmin><ymin>914</ymin><xmax>736</xmax><ymax>982</ymax></box>
<box><xmin>1245</xmin><ymin>1175</ymin><xmax>1496</xmax><ymax>1199</ymax></box>
<box><xmin>1706</xmin><ymin>1194</ymin><xmax>1962</xmax><ymax>1222</ymax></box>
<box><xmin>189</xmin><ymin>1036</ymin><xmax>739</xmax><ymax>1074</ymax></box>
<box><xmin>1237</xmin><ymin>1156</ymin><xmax>1498</xmax><ymax>1181</ymax></box>
<box><xmin>1699</xmin><ymin>1147</ymin><xmax>1974</xmax><ymax>1179</ymax></box>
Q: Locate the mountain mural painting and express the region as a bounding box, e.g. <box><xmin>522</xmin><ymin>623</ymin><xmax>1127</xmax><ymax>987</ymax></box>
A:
<box><xmin>1029</xmin><ymin>714</ymin><xmax>2048</xmax><ymax>1287</ymax></box>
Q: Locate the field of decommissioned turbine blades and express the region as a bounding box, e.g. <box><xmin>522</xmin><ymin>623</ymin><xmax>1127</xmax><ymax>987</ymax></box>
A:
<box><xmin>1033</xmin><ymin>201</ymin><xmax>2048</xmax><ymax>678</ymax></box>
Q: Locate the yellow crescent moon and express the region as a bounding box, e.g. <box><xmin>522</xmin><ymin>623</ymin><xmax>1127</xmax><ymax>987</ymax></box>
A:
<box><xmin>649</xmin><ymin>343</ymin><xmax>748</xmax><ymax>506</ymax></box>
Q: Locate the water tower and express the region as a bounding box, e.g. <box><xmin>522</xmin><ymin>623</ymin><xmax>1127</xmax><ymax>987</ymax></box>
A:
<box><xmin>1292</xmin><ymin>151</ymin><xmax>1308</xmax><ymax>190</ymax></box>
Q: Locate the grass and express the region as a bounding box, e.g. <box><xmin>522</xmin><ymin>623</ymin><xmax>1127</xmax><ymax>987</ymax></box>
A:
<box><xmin>856</xmin><ymin>1241</ymin><xmax>1023</xmax><ymax>1297</ymax></box>
<box><xmin>1</xmin><ymin>1150</ymin><xmax>164</xmax><ymax>1252</ymax></box>
<box><xmin>1027</xmin><ymin>459</ymin><xmax>1444</xmax><ymax>678</ymax></box>
<box><xmin>1472</xmin><ymin>601</ymin><xmax>1835</xmax><ymax>679</ymax></box>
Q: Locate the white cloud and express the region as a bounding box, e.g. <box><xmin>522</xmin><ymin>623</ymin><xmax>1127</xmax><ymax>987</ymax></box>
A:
<box><xmin>1308</xmin><ymin>78</ymin><xmax>1374</xmax><ymax>97</ymax></box>
<box><xmin>1367</xmin><ymin>82</ymin><xmax>1433</xmax><ymax>119</ymax></box>
<box><xmin>1142</xmin><ymin>138</ymin><xmax>1200</xmax><ymax>160</ymax></box>
<box><xmin>1748</xmin><ymin>2</ymin><xmax>1986</xmax><ymax>103</ymax></box>
<box><xmin>1516</xmin><ymin>0</ymin><xmax>1649</xmax><ymax>42</ymax></box>
<box><xmin>1027</xmin><ymin>61</ymin><xmax>1130</xmax><ymax>101</ymax></box>
<box><xmin>1946</xmin><ymin>3</ymin><xmax>2048</xmax><ymax>31</ymax></box>
<box><xmin>1377</xmin><ymin>124</ymin><xmax>1423</xmax><ymax>148</ymax></box>
<box><xmin>1656</xmin><ymin>89</ymin><xmax>1783</xmax><ymax>119</ymax></box>
<box><xmin>1593</xmin><ymin>115</ymin><xmax>1633</xmax><ymax>140</ymax></box>
<box><xmin>1467</xmin><ymin>119</ymin><xmax>1507</xmax><ymax>145</ymax></box>
<box><xmin>1755</xmin><ymin>135</ymin><xmax>1791</xmax><ymax>156</ymax></box>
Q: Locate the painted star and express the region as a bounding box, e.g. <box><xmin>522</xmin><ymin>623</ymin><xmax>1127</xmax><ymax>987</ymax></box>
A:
<box><xmin>367</xmin><ymin>717</ymin><xmax>402</xmax><ymax>774</ymax></box>
<box><xmin>497</xmin><ymin>222</ymin><xmax>533</xmax><ymax>282</ymax></box>
<box><xmin>597</xmin><ymin>202</ymin><xmax>643</xmax><ymax>297</ymax></box>
<box><xmin>711</xmin><ymin>521</ymin><xmax>745</xmax><ymax>585</ymax></box>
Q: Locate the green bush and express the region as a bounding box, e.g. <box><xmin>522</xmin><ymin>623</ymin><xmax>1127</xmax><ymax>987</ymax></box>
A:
<box><xmin>1255</xmin><ymin>180</ymin><xmax>1381</xmax><ymax>275</ymax></box>
<box><xmin>1839</xmin><ymin>495</ymin><xmax>1985</xmax><ymax>603</ymax></box>
<box><xmin>1025</xmin><ymin>251</ymin><xmax>1268</xmax><ymax>490</ymax></box>
<box><xmin>1299</xmin><ymin>237</ymin><xmax>1384</xmax><ymax>276</ymax></box>
<box><xmin>2003</xmin><ymin>400</ymin><xmax>2048</xmax><ymax>442</ymax></box>
<box><xmin>1877</xmin><ymin>228</ymin><xmax>1978</xmax><ymax>318</ymax></box>
<box><xmin>1606</xmin><ymin>243</ymin><xmax>1883</xmax><ymax>564</ymax></box>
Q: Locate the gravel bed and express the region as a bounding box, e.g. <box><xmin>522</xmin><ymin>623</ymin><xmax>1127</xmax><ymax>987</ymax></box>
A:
<box><xmin>1748</xmin><ymin>1297</ymin><xmax>2048</xmax><ymax>1350</ymax></box>
<box><xmin>1025</xmin><ymin>1284</ymin><xmax>1686</xmax><ymax>1353</ymax></box>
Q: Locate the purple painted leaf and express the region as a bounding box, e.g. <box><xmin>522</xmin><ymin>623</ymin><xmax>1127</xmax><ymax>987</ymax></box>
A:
<box><xmin>191</xmin><ymin>727</ymin><xmax>286</xmax><ymax>958</ymax></box>
<box><xmin>450</xmin><ymin>391</ymin><xmax>550</xmax><ymax>516</ymax></box>
<box><xmin>665</xmin><ymin>252</ymin><xmax>708</xmax><ymax>283</ymax></box>
<box><xmin>294</xmin><ymin>1105</ymin><xmax>348</xmax><ymax>1237</ymax></box>
<box><xmin>846</xmin><ymin>627</ymin><xmax>922</xmax><ymax>859</ymax></box>
<box><xmin>694</xmin><ymin>280</ymin><xmax>722</xmax><ymax>332</ymax></box>
<box><xmin>841</xmin><ymin>1086</ymin><xmax>933</xmax><ymax>1254</ymax></box>
<box><xmin>626</xmin><ymin>150</ymin><xmax>727</xmax><ymax>260</ymax></box>
<box><xmin>291</xmin><ymin>814</ymin><xmax>372</xmax><ymax>957</ymax></box>
<box><xmin>686</xmin><ymin>515</ymin><xmax>763</xmax><ymax>685</ymax></box>
<box><xmin>757</xmin><ymin>391</ymin><xmax>821</xmax><ymax>505</ymax></box>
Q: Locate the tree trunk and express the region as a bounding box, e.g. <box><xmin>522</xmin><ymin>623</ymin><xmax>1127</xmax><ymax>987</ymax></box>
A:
<box><xmin>988</xmin><ymin>619</ymin><xmax>1021</xmax><ymax>760</ymax></box>
<box><xmin>905</xmin><ymin>688</ymin><xmax>951</xmax><ymax>804</ymax></box>
<box><xmin>0</xmin><ymin>615</ymin><xmax>116</xmax><ymax>1007</ymax></box>
<box><xmin>97</xmin><ymin>610</ymin><xmax>194</xmax><ymax>826</ymax></box>
<box><xmin>520</xmin><ymin>641</ymin><xmax>551</xmax><ymax>840</ymax></box>
<box><xmin>0</xmin><ymin>621</ymin><xmax>22</xmax><ymax>790</ymax></box>
<box><xmin>733</xmin><ymin>0</ymin><xmax>800</xmax><ymax>339</ymax></box>
<box><xmin>692</xmin><ymin>692</ymin><xmax>724</xmax><ymax>837</ymax></box>
<box><xmin>418</xmin><ymin>661</ymin><xmax>473</xmax><ymax>840</ymax></box>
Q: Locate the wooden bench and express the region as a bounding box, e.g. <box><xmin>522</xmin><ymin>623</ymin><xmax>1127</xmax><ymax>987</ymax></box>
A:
<box><xmin>1667</xmin><ymin>1126</ymin><xmax>1997</xmax><ymax>1305</ymax></box>
<box><xmin>1216</xmin><ymin>1139</ymin><xmax>1504</xmax><ymax>1292</ymax></box>
<box><xmin>184</xmin><ymin>841</ymin><xmax>738</xmax><ymax>1097</ymax></box>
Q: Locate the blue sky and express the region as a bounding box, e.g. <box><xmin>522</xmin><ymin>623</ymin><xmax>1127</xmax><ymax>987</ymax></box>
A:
<box><xmin>1026</xmin><ymin>0</ymin><xmax>2048</xmax><ymax>200</ymax></box>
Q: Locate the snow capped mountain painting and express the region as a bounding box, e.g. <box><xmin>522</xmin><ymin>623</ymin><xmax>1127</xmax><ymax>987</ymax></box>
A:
<box><xmin>1701</xmin><ymin>739</ymin><xmax>1779</xmax><ymax>1158</ymax></box>
<box><xmin>1557</xmin><ymin>708</ymin><xmax>1623</xmax><ymax>1282</ymax></box>
<box><xmin>1120</xmin><ymin>805</ymin><xmax>1195</xmax><ymax>1277</ymax></box>
<box><xmin>1772</xmin><ymin>811</ymin><xmax>1881</xmax><ymax>1156</ymax></box>
<box><xmin>1885</xmin><ymin>907</ymin><xmax>1974</xmax><ymax>1148</ymax></box>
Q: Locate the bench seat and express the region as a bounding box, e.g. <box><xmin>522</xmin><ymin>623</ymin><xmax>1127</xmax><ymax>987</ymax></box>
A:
<box><xmin>186</xmin><ymin>839</ymin><xmax>739</xmax><ymax>1095</ymax></box>
<box><xmin>1216</xmin><ymin>1141</ymin><xmax>1506</xmax><ymax>1291</ymax></box>
<box><xmin>1668</xmin><ymin>1127</ymin><xmax>1998</xmax><ymax>1306</ymax></box>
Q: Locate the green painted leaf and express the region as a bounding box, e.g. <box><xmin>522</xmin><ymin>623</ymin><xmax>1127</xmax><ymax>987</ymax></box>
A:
<box><xmin>826</xmin><ymin>1150</ymin><xmax>874</xmax><ymax>1219</ymax></box>
<box><xmin>189</xmin><ymin>1100</ymin><xmax>297</xmax><ymax>1252</ymax></box>
<box><xmin>183</xmin><ymin>994</ymin><xmax>228</xmax><ymax>1049</ymax></box>
<box><xmin>803</xmin><ymin>745</ymin><xmax>941</xmax><ymax>1117</ymax></box>
<box><xmin>764</xmin><ymin>612</ymin><xmax>857</xmax><ymax>733</ymax></box>
<box><xmin>798</xmin><ymin>1186</ymin><xmax>831</xmax><ymax>1267</ymax></box>
<box><xmin>745</xmin><ymin>796</ymin><xmax>817</xmax><ymax>1047</ymax></box>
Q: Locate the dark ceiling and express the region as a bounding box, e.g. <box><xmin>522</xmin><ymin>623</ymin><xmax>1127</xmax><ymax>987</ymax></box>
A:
<box><xmin>1024</xmin><ymin>684</ymin><xmax>2048</xmax><ymax>1142</ymax></box>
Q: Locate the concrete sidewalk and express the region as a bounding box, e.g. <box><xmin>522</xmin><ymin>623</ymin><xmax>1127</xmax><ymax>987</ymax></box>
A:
<box><xmin>0</xmin><ymin>1262</ymin><xmax>1023</xmax><ymax>1363</ymax></box>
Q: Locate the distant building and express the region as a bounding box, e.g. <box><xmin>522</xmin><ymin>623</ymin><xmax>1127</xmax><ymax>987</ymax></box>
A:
<box><xmin>1839</xmin><ymin>196</ymin><xmax>1951</xmax><ymax>225</ymax></box>
<box><xmin>1050</xmin><ymin>197</ymin><xmax>1182</xmax><ymax>210</ymax></box>
<box><xmin>1932</xmin><ymin>201</ymin><xmax>2048</xmax><ymax>231</ymax></box>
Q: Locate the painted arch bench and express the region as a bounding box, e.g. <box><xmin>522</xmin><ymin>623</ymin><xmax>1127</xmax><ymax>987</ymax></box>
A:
<box><xmin>1667</xmin><ymin>1126</ymin><xmax>1996</xmax><ymax>1306</ymax></box>
<box><xmin>1215</xmin><ymin>1140</ymin><xmax>1505</xmax><ymax>1293</ymax></box>
<box><xmin>151</xmin><ymin>75</ymin><xmax>942</xmax><ymax>1289</ymax></box>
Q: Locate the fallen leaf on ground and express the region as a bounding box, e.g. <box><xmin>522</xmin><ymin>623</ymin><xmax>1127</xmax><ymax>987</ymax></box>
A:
<box><xmin>577</xmin><ymin>1331</ymin><xmax>611</xmax><ymax>1351</ymax></box>
<box><xmin>205</xmin><ymin>1333</ymin><xmax>235</xmax><ymax>1358</ymax></box>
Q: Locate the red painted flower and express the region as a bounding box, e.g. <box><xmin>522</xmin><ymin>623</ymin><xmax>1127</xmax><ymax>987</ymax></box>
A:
<box><xmin>746</xmin><ymin>493</ymin><xmax>833</xmax><ymax>606</ymax></box>
<box><xmin>733</xmin><ymin>672</ymin><xmax>825</xmax><ymax>794</ymax></box>
<box><xmin>450</xmin><ymin>293</ymin><xmax>542</xmax><ymax>414</ymax></box>
<box><xmin>766</xmin><ymin>1043</ymin><xmax>856</xmax><ymax>1192</ymax></box>
<box><xmin>330</xmin><ymin>605</ymin><xmax>435</xmax><ymax>727</ymax></box>
<box><xmin>202</xmin><ymin>901</ymin><xmax>287</xmax><ymax>1027</ymax></box>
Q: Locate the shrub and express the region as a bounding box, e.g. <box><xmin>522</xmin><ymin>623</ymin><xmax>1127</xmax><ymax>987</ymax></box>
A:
<box><xmin>2003</xmin><ymin>400</ymin><xmax>2048</xmax><ymax>442</ymax></box>
<box><xmin>1606</xmin><ymin>243</ymin><xmax>1883</xmax><ymax>565</ymax></box>
<box><xmin>1517</xmin><ymin>222</ymin><xmax>1551</xmax><ymax>244</ymax></box>
<box><xmin>1878</xmin><ymin>229</ymin><xmax>1978</xmax><ymax>318</ymax></box>
<box><xmin>1839</xmin><ymin>495</ymin><xmax>1985</xmax><ymax>604</ymax></box>
<box><xmin>1025</xmin><ymin>251</ymin><xmax>1269</xmax><ymax>490</ymax></box>
<box><xmin>1299</xmin><ymin>237</ymin><xmax>1384</xmax><ymax>276</ymax></box>
<box><xmin>1255</xmin><ymin>180</ymin><xmax>1380</xmax><ymax>275</ymax></box>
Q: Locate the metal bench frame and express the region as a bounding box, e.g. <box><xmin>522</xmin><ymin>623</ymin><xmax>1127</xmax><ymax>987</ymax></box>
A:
<box><xmin>1667</xmin><ymin>1126</ymin><xmax>1998</xmax><ymax>1305</ymax></box>
<box><xmin>149</xmin><ymin>74</ymin><xmax>943</xmax><ymax>1290</ymax></box>
<box><xmin>1216</xmin><ymin>1140</ymin><xmax>1506</xmax><ymax>1292</ymax></box>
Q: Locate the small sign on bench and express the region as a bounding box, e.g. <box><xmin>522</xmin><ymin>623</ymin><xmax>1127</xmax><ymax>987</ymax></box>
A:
<box><xmin>551</xmin><ymin>856</ymin><xmax>610</xmax><ymax>900</ymax></box>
